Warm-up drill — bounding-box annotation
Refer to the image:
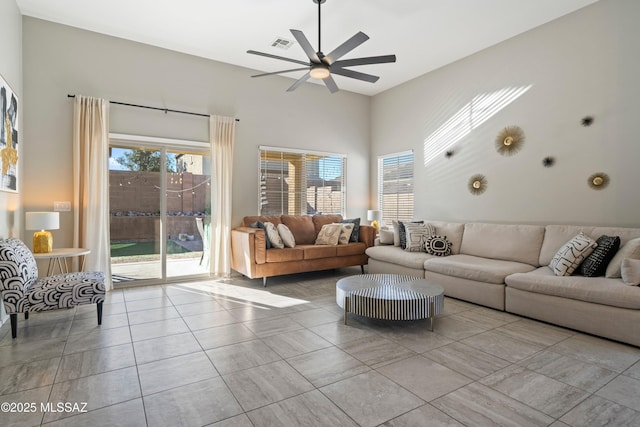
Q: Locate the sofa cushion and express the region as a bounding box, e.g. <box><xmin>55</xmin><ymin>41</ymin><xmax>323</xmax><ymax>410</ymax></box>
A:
<box><xmin>379</xmin><ymin>229</ymin><xmax>394</xmax><ymax>245</ymax></box>
<box><xmin>398</xmin><ymin>220</ymin><xmax>424</xmax><ymax>249</ymax></box>
<box><xmin>424</xmin><ymin>235</ymin><xmax>452</xmax><ymax>257</ymax></box>
<box><xmin>404</xmin><ymin>223</ymin><xmax>435</xmax><ymax>252</ymax></box>
<box><xmin>424</xmin><ymin>254</ymin><xmax>535</xmax><ymax>284</ymax></box>
<box><xmin>549</xmin><ymin>232</ymin><xmax>597</xmax><ymax>276</ymax></box>
<box><xmin>505</xmin><ymin>267</ymin><xmax>640</xmax><ymax>309</ymax></box>
<box><xmin>265</xmin><ymin>248</ymin><xmax>303</xmax><ymax>263</ymax></box>
<box><xmin>622</xmin><ymin>259</ymin><xmax>640</xmax><ymax>286</ymax></box>
<box><xmin>334</xmin><ymin>223</ymin><xmax>354</xmax><ymax>245</ymax></box>
<box><xmin>277</xmin><ymin>224</ymin><xmax>296</xmax><ymax>248</ymax></box>
<box><xmin>606</xmin><ymin>238</ymin><xmax>640</xmax><ymax>278</ymax></box>
<box><xmin>249</xmin><ymin>221</ymin><xmax>271</xmax><ymax>249</ymax></box>
<box><xmin>301</xmin><ymin>245</ymin><xmax>337</xmax><ymax>260</ymax></box>
<box><xmin>539</xmin><ymin>225</ymin><xmax>640</xmax><ymax>266</ymax></box>
<box><xmin>264</xmin><ymin>222</ymin><xmax>284</xmax><ymax>249</ymax></box>
<box><xmin>336</xmin><ymin>242</ymin><xmax>366</xmax><ymax>257</ymax></box>
<box><xmin>578</xmin><ymin>235</ymin><xmax>620</xmax><ymax>277</ymax></box>
<box><xmin>313</xmin><ymin>214</ymin><xmax>343</xmax><ymax>235</ymax></box>
<box><xmin>460</xmin><ymin>223</ymin><xmax>545</xmax><ymax>266</ymax></box>
<box><xmin>315</xmin><ymin>224</ymin><xmax>342</xmax><ymax>245</ymax></box>
<box><xmin>340</xmin><ymin>218</ymin><xmax>360</xmax><ymax>242</ymax></box>
<box><xmin>366</xmin><ymin>245</ymin><xmax>434</xmax><ymax>270</ymax></box>
<box><xmin>427</xmin><ymin>221</ymin><xmax>465</xmax><ymax>255</ymax></box>
<box><xmin>281</xmin><ymin>215</ymin><xmax>316</xmax><ymax>245</ymax></box>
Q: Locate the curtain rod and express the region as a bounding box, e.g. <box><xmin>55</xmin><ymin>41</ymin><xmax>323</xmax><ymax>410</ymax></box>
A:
<box><xmin>67</xmin><ymin>94</ymin><xmax>239</xmax><ymax>122</ymax></box>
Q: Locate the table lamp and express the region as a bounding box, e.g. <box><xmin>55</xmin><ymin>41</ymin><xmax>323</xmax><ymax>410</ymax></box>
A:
<box><xmin>367</xmin><ymin>209</ymin><xmax>382</xmax><ymax>234</ymax></box>
<box><xmin>25</xmin><ymin>212</ymin><xmax>60</xmax><ymax>253</ymax></box>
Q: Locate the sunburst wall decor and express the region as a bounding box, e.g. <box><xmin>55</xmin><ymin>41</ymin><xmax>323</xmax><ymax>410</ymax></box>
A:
<box><xmin>588</xmin><ymin>172</ymin><xmax>609</xmax><ymax>190</ymax></box>
<box><xmin>468</xmin><ymin>174</ymin><xmax>487</xmax><ymax>195</ymax></box>
<box><xmin>496</xmin><ymin>126</ymin><xmax>525</xmax><ymax>156</ymax></box>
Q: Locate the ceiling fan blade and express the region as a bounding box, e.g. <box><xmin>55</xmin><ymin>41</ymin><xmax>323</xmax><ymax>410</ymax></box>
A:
<box><xmin>251</xmin><ymin>67</ymin><xmax>310</xmax><ymax>78</ymax></box>
<box><xmin>290</xmin><ymin>29</ymin><xmax>320</xmax><ymax>63</ymax></box>
<box><xmin>324</xmin><ymin>31</ymin><xmax>369</xmax><ymax>65</ymax></box>
<box><xmin>247</xmin><ymin>50</ymin><xmax>310</xmax><ymax>66</ymax></box>
<box><xmin>331</xmin><ymin>67</ymin><xmax>379</xmax><ymax>83</ymax></box>
<box><xmin>333</xmin><ymin>55</ymin><xmax>396</xmax><ymax>68</ymax></box>
<box><xmin>287</xmin><ymin>71</ymin><xmax>311</xmax><ymax>92</ymax></box>
<box><xmin>324</xmin><ymin>76</ymin><xmax>339</xmax><ymax>94</ymax></box>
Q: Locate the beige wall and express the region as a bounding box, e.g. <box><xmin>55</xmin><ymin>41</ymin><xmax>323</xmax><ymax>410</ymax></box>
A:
<box><xmin>371</xmin><ymin>0</ymin><xmax>640</xmax><ymax>227</ymax></box>
<box><xmin>0</xmin><ymin>0</ymin><xmax>22</xmax><ymax>240</ymax></box>
<box><xmin>22</xmin><ymin>17</ymin><xmax>371</xmax><ymax>249</ymax></box>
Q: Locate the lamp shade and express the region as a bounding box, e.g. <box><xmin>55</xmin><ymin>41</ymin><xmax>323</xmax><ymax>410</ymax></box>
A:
<box><xmin>25</xmin><ymin>212</ymin><xmax>60</xmax><ymax>231</ymax></box>
<box><xmin>367</xmin><ymin>210</ymin><xmax>382</xmax><ymax>222</ymax></box>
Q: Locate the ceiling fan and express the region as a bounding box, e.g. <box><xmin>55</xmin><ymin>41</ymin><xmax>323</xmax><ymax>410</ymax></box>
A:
<box><xmin>247</xmin><ymin>0</ymin><xmax>396</xmax><ymax>93</ymax></box>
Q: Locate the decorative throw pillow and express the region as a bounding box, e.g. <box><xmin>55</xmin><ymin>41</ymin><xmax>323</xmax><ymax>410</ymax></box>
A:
<box><xmin>621</xmin><ymin>259</ymin><xmax>640</xmax><ymax>286</ymax></box>
<box><xmin>425</xmin><ymin>235</ymin><xmax>452</xmax><ymax>256</ymax></box>
<box><xmin>404</xmin><ymin>223</ymin><xmax>436</xmax><ymax>252</ymax></box>
<box><xmin>315</xmin><ymin>224</ymin><xmax>342</xmax><ymax>245</ymax></box>
<box><xmin>379</xmin><ymin>229</ymin><xmax>395</xmax><ymax>245</ymax></box>
<box><xmin>264</xmin><ymin>222</ymin><xmax>284</xmax><ymax>249</ymax></box>
<box><xmin>398</xmin><ymin>220</ymin><xmax>424</xmax><ymax>249</ymax></box>
<box><xmin>277</xmin><ymin>224</ymin><xmax>296</xmax><ymax>248</ymax></box>
<box><xmin>549</xmin><ymin>232</ymin><xmax>597</xmax><ymax>276</ymax></box>
<box><xmin>578</xmin><ymin>235</ymin><xmax>620</xmax><ymax>277</ymax></box>
<box><xmin>392</xmin><ymin>220</ymin><xmax>401</xmax><ymax>246</ymax></box>
<box><xmin>333</xmin><ymin>223</ymin><xmax>354</xmax><ymax>245</ymax></box>
<box><xmin>606</xmin><ymin>238</ymin><xmax>640</xmax><ymax>278</ymax></box>
<box><xmin>340</xmin><ymin>218</ymin><xmax>360</xmax><ymax>242</ymax></box>
<box><xmin>250</xmin><ymin>221</ymin><xmax>271</xmax><ymax>249</ymax></box>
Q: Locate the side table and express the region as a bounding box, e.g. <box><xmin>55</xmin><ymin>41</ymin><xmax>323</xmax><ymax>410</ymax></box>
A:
<box><xmin>33</xmin><ymin>248</ymin><xmax>91</xmax><ymax>276</ymax></box>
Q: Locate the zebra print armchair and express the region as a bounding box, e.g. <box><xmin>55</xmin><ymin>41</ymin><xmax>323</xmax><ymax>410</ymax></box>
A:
<box><xmin>0</xmin><ymin>238</ymin><xmax>105</xmax><ymax>338</ymax></box>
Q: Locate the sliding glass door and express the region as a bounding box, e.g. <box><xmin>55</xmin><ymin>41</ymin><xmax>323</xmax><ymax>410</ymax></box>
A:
<box><xmin>109</xmin><ymin>136</ymin><xmax>211</xmax><ymax>285</ymax></box>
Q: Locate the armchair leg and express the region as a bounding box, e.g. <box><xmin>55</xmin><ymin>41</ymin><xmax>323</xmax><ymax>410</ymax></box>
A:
<box><xmin>361</xmin><ymin>265</ymin><xmax>365</xmax><ymax>274</ymax></box>
<box><xmin>97</xmin><ymin>302</ymin><xmax>103</xmax><ymax>325</ymax></box>
<box><xmin>263</xmin><ymin>277</ymin><xmax>267</xmax><ymax>287</ymax></box>
<box><xmin>10</xmin><ymin>314</ymin><xmax>17</xmax><ymax>339</ymax></box>
<box><xmin>24</xmin><ymin>312</ymin><xmax>29</xmax><ymax>320</ymax></box>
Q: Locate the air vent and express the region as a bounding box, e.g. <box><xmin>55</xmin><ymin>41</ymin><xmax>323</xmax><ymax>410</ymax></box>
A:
<box><xmin>271</xmin><ymin>37</ymin><xmax>295</xmax><ymax>50</ymax></box>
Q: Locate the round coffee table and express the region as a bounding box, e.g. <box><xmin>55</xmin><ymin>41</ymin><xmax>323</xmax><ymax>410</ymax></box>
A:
<box><xmin>336</xmin><ymin>274</ymin><xmax>444</xmax><ymax>331</ymax></box>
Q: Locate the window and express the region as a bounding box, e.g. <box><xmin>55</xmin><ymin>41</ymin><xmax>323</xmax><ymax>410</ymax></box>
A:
<box><xmin>259</xmin><ymin>146</ymin><xmax>346</xmax><ymax>216</ymax></box>
<box><xmin>378</xmin><ymin>151</ymin><xmax>414</xmax><ymax>223</ymax></box>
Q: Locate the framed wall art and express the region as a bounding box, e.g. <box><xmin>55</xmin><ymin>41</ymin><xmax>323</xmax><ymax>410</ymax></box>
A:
<box><xmin>1</xmin><ymin>73</ymin><xmax>18</xmax><ymax>193</ymax></box>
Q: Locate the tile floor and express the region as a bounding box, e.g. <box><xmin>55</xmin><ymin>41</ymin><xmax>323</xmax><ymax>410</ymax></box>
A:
<box><xmin>1</xmin><ymin>267</ymin><xmax>640</xmax><ymax>426</ymax></box>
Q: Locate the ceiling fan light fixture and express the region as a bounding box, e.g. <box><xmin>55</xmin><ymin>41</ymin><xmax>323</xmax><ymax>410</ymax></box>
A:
<box><xmin>310</xmin><ymin>64</ymin><xmax>330</xmax><ymax>80</ymax></box>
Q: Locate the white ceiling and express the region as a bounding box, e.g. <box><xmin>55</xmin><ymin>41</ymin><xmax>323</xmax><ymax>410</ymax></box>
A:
<box><xmin>17</xmin><ymin>0</ymin><xmax>598</xmax><ymax>96</ymax></box>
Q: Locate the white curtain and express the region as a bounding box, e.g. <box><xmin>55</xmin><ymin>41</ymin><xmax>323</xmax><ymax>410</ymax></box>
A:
<box><xmin>209</xmin><ymin>115</ymin><xmax>236</xmax><ymax>277</ymax></box>
<box><xmin>73</xmin><ymin>96</ymin><xmax>112</xmax><ymax>290</ymax></box>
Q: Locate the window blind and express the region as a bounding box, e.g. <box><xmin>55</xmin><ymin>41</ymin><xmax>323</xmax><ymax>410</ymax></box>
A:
<box><xmin>378</xmin><ymin>151</ymin><xmax>414</xmax><ymax>223</ymax></box>
<box><xmin>259</xmin><ymin>147</ymin><xmax>346</xmax><ymax>216</ymax></box>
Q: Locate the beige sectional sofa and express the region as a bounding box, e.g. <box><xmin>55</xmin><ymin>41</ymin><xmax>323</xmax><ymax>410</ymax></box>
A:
<box><xmin>366</xmin><ymin>221</ymin><xmax>640</xmax><ymax>346</ymax></box>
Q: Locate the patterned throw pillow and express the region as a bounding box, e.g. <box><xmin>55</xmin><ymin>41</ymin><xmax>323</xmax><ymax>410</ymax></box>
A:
<box><xmin>340</xmin><ymin>218</ymin><xmax>360</xmax><ymax>242</ymax></box>
<box><xmin>264</xmin><ymin>222</ymin><xmax>284</xmax><ymax>249</ymax></box>
<box><xmin>250</xmin><ymin>221</ymin><xmax>271</xmax><ymax>249</ymax></box>
<box><xmin>315</xmin><ymin>224</ymin><xmax>342</xmax><ymax>245</ymax></box>
<box><xmin>398</xmin><ymin>220</ymin><xmax>424</xmax><ymax>249</ymax></box>
<box><xmin>578</xmin><ymin>235</ymin><xmax>620</xmax><ymax>277</ymax></box>
<box><xmin>549</xmin><ymin>232</ymin><xmax>597</xmax><ymax>276</ymax></box>
<box><xmin>277</xmin><ymin>224</ymin><xmax>296</xmax><ymax>248</ymax></box>
<box><xmin>404</xmin><ymin>223</ymin><xmax>435</xmax><ymax>252</ymax></box>
<box><xmin>333</xmin><ymin>223</ymin><xmax>354</xmax><ymax>245</ymax></box>
<box><xmin>425</xmin><ymin>235</ymin><xmax>452</xmax><ymax>256</ymax></box>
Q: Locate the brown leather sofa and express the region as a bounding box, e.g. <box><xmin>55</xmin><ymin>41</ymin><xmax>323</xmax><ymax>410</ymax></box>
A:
<box><xmin>231</xmin><ymin>214</ymin><xmax>375</xmax><ymax>286</ymax></box>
